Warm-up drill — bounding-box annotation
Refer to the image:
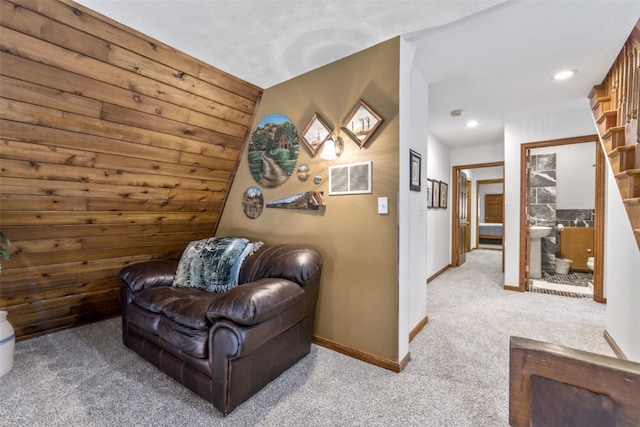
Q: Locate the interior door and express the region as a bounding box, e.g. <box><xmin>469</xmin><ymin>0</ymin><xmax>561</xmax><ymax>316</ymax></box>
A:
<box><xmin>466</xmin><ymin>180</ymin><xmax>472</xmax><ymax>252</ymax></box>
<box><xmin>485</xmin><ymin>194</ymin><xmax>504</xmax><ymax>223</ymax></box>
<box><xmin>523</xmin><ymin>149</ymin><xmax>531</xmax><ymax>290</ymax></box>
<box><xmin>456</xmin><ymin>170</ymin><xmax>469</xmax><ymax>266</ymax></box>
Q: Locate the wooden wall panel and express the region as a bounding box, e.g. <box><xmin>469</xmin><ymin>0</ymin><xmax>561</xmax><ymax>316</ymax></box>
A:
<box><xmin>0</xmin><ymin>0</ymin><xmax>262</xmax><ymax>339</ymax></box>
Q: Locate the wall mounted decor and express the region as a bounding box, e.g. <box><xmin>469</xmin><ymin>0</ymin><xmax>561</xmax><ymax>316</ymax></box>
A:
<box><xmin>297</xmin><ymin>164</ymin><xmax>311</xmax><ymax>182</ymax></box>
<box><xmin>329</xmin><ymin>161</ymin><xmax>372</xmax><ymax>195</ymax></box>
<box><xmin>242</xmin><ymin>186</ymin><xmax>264</xmax><ymax>219</ymax></box>
<box><xmin>433</xmin><ymin>180</ymin><xmax>441</xmax><ymax>208</ymax></box>
<box><xmin>247</xmin><ymin>114</ymin><xmax>300</xmax><ymax>188</ymax></box>
<box><xmin>440</xmin><ymin>181</ymin><xmax>448</xmax><ymax>209</ymax></box>
<box><xmin>341</xmin><ymin>99</ymin><xmax>383</xmax><ymax>148</ymax></box>
<box><xmin>266</xmin><ymin>191</ymin><xmax>325</xmax><ymax>210</ymax></box>
<box><xmin>410</xmin><ymin>149</ymin><xmax>421</xmax><ymax>191</ymax></box>
<box><xmin>319</xmin><ymin>134</ymin><xmax>344</xmax><ymax>160</ymax></box>
<box><xmin>427</xmin><ymin>179</ymin><xmax>434</xmax><ymax>208</ymax></box>
<box><xmin>300</xmin><ymin>113</ymin><xmax>331</xmax><ymax>157</ymax></box>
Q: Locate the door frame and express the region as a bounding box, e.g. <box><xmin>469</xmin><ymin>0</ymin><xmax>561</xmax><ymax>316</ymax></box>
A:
<box><xmin>517</xmin><ymin>134</ymin><xmax>605</xmax><ymax>302</ymax></box>
<box><xmin>451</xmin><ymin>161</ymin><xmax>505</xmax><ymax>267</ymax></box>
<box><xmin>466</xmin><ymin>179</ymin><xmax>472</xmax><ymax>252</ymax></box>
<box><xmin>476</xmin><ymin>179</ymin><xmax>504</xmax><ymax>247</ymax></box>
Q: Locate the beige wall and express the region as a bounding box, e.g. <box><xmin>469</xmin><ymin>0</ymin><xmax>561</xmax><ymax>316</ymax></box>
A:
<box><xmin>217</xmin><ymin>38</ymin><xmax>401</xmax><ymax>362</ymax></box>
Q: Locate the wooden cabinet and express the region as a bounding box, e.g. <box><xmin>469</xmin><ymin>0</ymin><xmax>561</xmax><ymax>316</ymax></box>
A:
<box><xmin>559</xmin><ymin>227</ymin><xmax>594</xmax><ymax>271</ymax></box>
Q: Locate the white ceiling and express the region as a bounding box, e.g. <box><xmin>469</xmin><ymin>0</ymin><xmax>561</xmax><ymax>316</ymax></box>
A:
<box><xmin>76</xmin><ymin>0</ymin><xmax>640</xmax><ymax>149</ymax></box>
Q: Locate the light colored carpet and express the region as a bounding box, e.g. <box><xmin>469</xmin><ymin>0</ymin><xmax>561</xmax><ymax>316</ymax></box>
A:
<box><xmin>0</xmin><ymin>250</ymin><xmax>613</xmax><ymax>426</ymax></box>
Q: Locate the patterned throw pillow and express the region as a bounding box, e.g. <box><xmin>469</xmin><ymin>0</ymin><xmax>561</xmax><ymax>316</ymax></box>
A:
<box><xmin>172</xmin><ymin>237</ymin><xmax>263</xmax><ymax>293</ymax></box>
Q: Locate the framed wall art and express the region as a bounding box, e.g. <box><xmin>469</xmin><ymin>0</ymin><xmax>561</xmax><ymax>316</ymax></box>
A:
<box><xmin>340</xmin><ymin>99</ymin><xmax>383</xmax><ymax>148</ymax></box>
<box><xmin>266</xmin><ymin>191</ymin><xmax>325</xmax><ymax>211</ymax></box>
<box><xmin>300</xmin><ymin>113</ymin><xmax>331</xmax><ymax>157</ymax></box>
<box><xmin>440</xmin><ymin>181</ymin><xmax>448</xmax><ymax>209</ymax></box>
<box><xmin>247</xmin><ymin>113</ymin><xmax>299</xmax><ymax>188</ymax></box>
<box><xmin>409</xmin><ymin>149</ymin><xmax>421</xmax><ymax>191</ymax></box>
<box><xmin>433</xmin><ymin>180</ymin><xmax>441</xmax><ymax>208</ymax></box>
<box><xmin>427</xmin><ymin>179</ymin><xmax>434</xmax><ymax>208</ymax></box>
<box><xmin>242</xmin><ymin>186</ymin><xmax>264</xmax><ymax>219</ymax></box>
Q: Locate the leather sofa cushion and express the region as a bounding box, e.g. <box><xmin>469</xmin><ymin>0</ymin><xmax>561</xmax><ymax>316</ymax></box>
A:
<box><xmin>158</xmin><ymin>316</ymin><xmax>209</xmax><ymax>359</ymax></box>
<box><xmin>206</xmin><ymin>278</ymin><xmax>303</xmax><ymax>326</ymax></box>
<box><xmin>134</xmin><ymin>278</ymin><xmax>304</xmax><ymax>330</ymax></box>
<box><xmin>134</xmin><ymin>287</ymin><xmax>223</xmax><ymax>330</ymax></box>
<box><xmin>126</xmin><ymin>302</ymin><xmax>163</xmax><ymax>334</ymax></box>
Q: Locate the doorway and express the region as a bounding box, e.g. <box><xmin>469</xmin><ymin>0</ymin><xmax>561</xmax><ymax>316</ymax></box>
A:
<box><xmin>451</xmin><ymin>161</ymin><xmax>505</xmax><ymax>270</ymax></box>
<box><xmin>477</xmin><ymin>179</ymin><xmax>504</xmax><ymax>250</ymax></box>
<box><xmin>518</xmin><ymin>135</ymin><xmax>605</xmax><ymax>303</ymax></box>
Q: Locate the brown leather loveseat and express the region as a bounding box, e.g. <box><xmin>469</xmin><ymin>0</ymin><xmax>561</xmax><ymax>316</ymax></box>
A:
<box><xmin>118</xmin><ymin>242</ymin><xmax>323</xmax><ymax>415</ymax></box>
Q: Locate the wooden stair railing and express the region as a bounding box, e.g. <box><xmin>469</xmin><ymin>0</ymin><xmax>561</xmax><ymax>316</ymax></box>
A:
<box><xmin>588</xmin><ymin>18</ymin><xmax>640</xmax><ymax>249</ymax></box>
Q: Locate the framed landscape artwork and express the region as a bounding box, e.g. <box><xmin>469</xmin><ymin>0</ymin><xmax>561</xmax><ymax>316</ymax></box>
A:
<box><xmin>242</xmin><ymin>186</ymin><xmax>264</xmax><ymax>219</ymax></box>
<box><xmin>340</xmin><ymin>99</ymin><xmax>383</xmax><ymax>148</ymax></box>
<box><xmin>247</xmin><ymin>113</ymin><xmax>300</xmax><ymax>188</ymax></box>
<box><xmin>300</xmin><ymin>113</ymin><xmax>331</xmax><ymax>157</ymax></box>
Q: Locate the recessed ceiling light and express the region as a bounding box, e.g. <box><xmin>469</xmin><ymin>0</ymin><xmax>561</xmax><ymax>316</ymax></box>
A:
<box><xmin>553</xmin><ymin>70</ymin><xmax>576</xmax><ymax>80</ymax></box>
<box><xmin>465</xmin><ymin>119</ymin><xmax>479</xmax><ymax>128</ymax></box>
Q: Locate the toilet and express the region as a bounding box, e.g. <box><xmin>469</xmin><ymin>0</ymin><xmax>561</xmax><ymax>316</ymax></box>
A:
<box><xmin>587</xmin><ymin>256</ymin><xmax>594</xmax><ymax>271</ymax></box>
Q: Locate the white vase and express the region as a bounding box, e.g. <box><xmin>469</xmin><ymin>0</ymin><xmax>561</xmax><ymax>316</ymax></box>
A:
<box><xmin>0</xmin><ymin>310</ymin><xmax>15</xmax><ymax>377</ymax></box>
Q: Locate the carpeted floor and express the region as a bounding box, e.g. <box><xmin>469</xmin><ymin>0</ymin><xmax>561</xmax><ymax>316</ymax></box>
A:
<box><xmin>0</xmin><ymin>250</ymin><xmax>613</xmax><ymax>426</ymax></box>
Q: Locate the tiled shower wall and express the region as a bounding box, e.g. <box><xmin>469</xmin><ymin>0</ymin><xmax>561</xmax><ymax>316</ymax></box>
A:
<box><xmin>556</xmin><ymin>209</ymin><xmax>595</xmax><ymax>227</ymax></box>
<box><xmin>530</xmin><ymin>154</ymin><xmax>556</xmax><ymax>274</ymax></box>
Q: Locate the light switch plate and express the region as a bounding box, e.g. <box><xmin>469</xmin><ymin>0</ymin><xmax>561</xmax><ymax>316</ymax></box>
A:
<box><xmin>378</xmin><ymin>197</ymin><xmax>388</xmax><ymax>214</ymax></box>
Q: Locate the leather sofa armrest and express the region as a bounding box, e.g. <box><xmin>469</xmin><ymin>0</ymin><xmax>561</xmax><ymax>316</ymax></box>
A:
<box><xmin>119</xmin><ymin>260</ymin><xmax>178</xmax><ymax>292</ymax></box>
<box><xmin>206</xmin><ymin>278</ymin><xmax>303</xmax><ymax>326</ymax></box>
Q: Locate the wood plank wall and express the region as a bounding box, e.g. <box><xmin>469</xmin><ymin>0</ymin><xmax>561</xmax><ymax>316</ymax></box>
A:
<box><xmin>0</xmin><ymin>0</ymin><xmax>262</xmax><ymax>339</ymax></box>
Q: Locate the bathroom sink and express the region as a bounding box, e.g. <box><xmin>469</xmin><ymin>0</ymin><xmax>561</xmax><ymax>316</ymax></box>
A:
<box><xmin>529</xmin><ymin>226</ymin><xmax>552</xmax><ymax>279</ymax></box>
<box><xmin>530</xmin><ymin>226</ymin><xmax>552</xmax><ymax>239</ymax></box>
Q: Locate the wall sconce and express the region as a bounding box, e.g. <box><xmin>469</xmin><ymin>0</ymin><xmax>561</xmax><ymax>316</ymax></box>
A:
<box><xmin>320</xmin><ymin>133</ymin><xmax>344</xmax><ymax>160</ymax></box>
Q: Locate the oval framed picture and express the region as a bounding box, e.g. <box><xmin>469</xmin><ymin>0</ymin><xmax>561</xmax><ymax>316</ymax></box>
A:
<box><xmin>247</xmin><ymin>114</ymin><xmax>300</xmax><ymax>188</ymax></box>
<box><xmin>242</xmin><ymin>186</ymin><xmax>264</xmax><ymax>219</ymax></box>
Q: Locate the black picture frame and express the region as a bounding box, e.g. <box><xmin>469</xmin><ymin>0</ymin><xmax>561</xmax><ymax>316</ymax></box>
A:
<box><xmin>433</xmin><ymin>180</ymin><xmax>440</xmax><ymax>208</ymax></box>
<box><xmin>409</xmin><ymin>149</ymin><xmax>421</xmax><ymax>191</ymax></box>
<box><xmin>426</xmin><ymin>179</ymin><xmax>434</xmax><ymax>208</ymax></box>
<box><xmin>440</xmin><ymin>181</ymin><xmax>448</xmax><ymax>209</ymax></box>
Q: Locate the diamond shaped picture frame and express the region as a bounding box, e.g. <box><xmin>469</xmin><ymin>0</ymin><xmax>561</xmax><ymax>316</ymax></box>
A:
<box><xmin>300</xmin><ymin>113</ymin><xmax>331</xmax><ymax>157</ymax></box>
<box><xmin>340</xmin><ymin>99</ymin><xmax>383</xmax><ymax>148</ymax></box>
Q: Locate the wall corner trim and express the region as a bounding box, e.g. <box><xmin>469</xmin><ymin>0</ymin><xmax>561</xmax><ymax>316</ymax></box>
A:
<box><xmin>604</xmin><ymin>329</ymin><xmax>628</xmax><ymax>360</ymax></box>
<box><xmin>427</xmin><ymin>265</ymin><xmax>451</xmax><ymax>283</ymax></box>
<box><xmin>312</xmin><ymin>336</ymin><xmax>407</xmax><ymax>373</ymax></box>
<box><xmin>409</xmin><ymin>316</ymin><xmax>429</xmax><ymax>342</ymax></box>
